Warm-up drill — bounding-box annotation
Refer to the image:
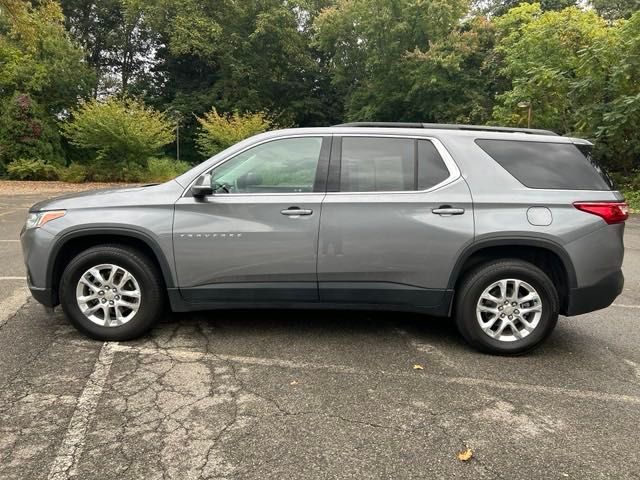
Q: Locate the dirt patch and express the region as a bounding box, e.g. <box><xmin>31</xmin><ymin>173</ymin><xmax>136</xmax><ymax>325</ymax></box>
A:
<box><xmin>0</xmin><ymin>180</ymin><xmax>137</xmax><ymax>195</ymax></box>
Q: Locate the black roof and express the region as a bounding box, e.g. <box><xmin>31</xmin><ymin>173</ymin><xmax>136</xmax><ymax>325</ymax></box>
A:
<box><xmin>333</xmin><ymin>122</ymin><xmax>558</xmax><ymax>136</ymax></box>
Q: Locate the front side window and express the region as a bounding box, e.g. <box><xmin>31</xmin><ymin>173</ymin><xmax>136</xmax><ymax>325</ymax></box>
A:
<box><xmin>339</xmin><ymin>137</ymin><xmax>450</xmax><ymax>192</ymax></box>
<box><xmin>210</xmin><ymin>137</ymin><xmax>323</xmax><ymax>194</ymax></box>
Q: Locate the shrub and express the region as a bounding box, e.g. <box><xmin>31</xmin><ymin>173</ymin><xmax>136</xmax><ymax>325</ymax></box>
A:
<box><xmin>6</xmin><ymin>158</ymin><xmax>60</xmax><ymax>180</ymax></box>
<box><xmin>195</xmin><ymin>108</ymin><xmax>271</xmax><ymax>157</ymax></box>
<box><xmin>58</xmin><ymin>163</ymin><xmax>88</xmax><ymax>183</ymax></box>
<box><xmin>61</xmin><ymin>97</ymin><xmax>175</xmax><ymax>167</ymax></box>
<box><xmin>0</xmin><ymin>93</ymin><xmax>64</xmax><ymax>171</ymax></box>
<box><xmin>146</xmin><ymin>157</ymin><xmax>191</xmax><ymax>182</ymax></box>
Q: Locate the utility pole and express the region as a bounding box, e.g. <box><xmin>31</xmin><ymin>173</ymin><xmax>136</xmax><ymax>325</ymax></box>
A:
<box><xmin>169</xmin><ymin>110</ymin><xmax>184</xmax><ymax>161</ymax></box>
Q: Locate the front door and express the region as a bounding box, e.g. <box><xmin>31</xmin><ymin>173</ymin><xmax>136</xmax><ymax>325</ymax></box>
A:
<box><xmin>317</xmin><ymin>135</ymin><xmax>474</xmax><ymax>311</ymax></box>
<box><xmin>173</xmin><ymin>135</ymin><xmax>330</xmax><ymax>304</ymax></box>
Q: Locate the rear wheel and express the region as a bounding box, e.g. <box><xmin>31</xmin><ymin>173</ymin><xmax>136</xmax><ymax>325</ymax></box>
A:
<box><xmin>59</xmin><ymin>245</ymin><xmax>164</xmax><ymax>341</ymax></box>
<box><xmin>454</xmin><ymin>259</ymin><xmax>559</xmax><ymax>354</ymax></box>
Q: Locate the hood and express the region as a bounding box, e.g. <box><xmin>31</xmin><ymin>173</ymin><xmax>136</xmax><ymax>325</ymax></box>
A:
<box><xmin>29</xmin><ymin>181</ymin><xmax>183</xmax><ymax>211</ymax></box>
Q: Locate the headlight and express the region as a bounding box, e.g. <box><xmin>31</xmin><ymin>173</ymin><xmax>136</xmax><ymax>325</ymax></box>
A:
<box><xmin>25</xmin><ymin>210</ymin><xmax>66</xmax><ymax>229</ymax></box>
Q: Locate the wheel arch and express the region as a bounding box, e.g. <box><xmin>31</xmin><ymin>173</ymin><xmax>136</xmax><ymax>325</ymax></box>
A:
<box><xmin>448</xmin><ymin>237</ymin><xmax>577</xmax><ymax>315</ymax></box>
<box><xmin>48</xmin><ymin>228</ymin><xmax>175</xmax><ymax>305</ymax></box>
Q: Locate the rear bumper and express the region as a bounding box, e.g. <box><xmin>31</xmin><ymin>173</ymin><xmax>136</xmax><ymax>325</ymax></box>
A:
<box><xmin>566</xmin><ymin>269</ymin><xmax>624</xmax><ymax>316</ymax></box>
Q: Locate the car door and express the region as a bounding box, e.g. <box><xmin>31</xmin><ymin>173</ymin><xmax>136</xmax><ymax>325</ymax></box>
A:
<box><xmin>173</xmin><ymin>135</ymin><xmax>330</xmax><ymax>304</ymax></box>
<box><xmin>317</xmin><ymin>134</ymin><xmax>474</xmax><ymax>312</ymax></box>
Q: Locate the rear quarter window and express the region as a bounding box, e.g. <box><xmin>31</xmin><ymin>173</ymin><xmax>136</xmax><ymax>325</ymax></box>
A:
<box><xmin>475</xmin><ymin>139</ymin><xmax>612</xmax><ymax>191</ymax></box>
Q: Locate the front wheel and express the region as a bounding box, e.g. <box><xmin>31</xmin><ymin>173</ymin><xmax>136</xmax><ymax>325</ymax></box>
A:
<box><xmin>59</xmin><ymin>245</ymin><xmax>164</xmax><ymax>341</ymax></box>
<box><xmin>454</xmin><ymin>259</ymin><xmax>559</xmax><ymax>355</ymax></box>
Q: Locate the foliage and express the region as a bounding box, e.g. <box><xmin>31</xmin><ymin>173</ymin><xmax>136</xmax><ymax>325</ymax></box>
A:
<box><xmin>2</xmin><ymin>0</ymin><xmax>640</xmax><ymax>180</ymax></box>
<box><xmin>6</xmin><ymin>157</ymin><xmax>59</xmax><ymax>180</ymax></box>
<box><xmin>474</xmin><ymin>0</ymin><xmax>576</xmax><ymax>16</ymax></box>
<box><xmin>313</xmin><ymin>0</ymin><xmax>469</xmax><ymax>121</ymax></box>
<box><xmin>572</xmin><ymin>12</ymin><xmax>640</xmax><ymax>173</ymax></box>
<box><xmin>0</xmin><ymin>0</ymin><xmax>93</xmax><ymax>171</ymax></box>
<box><xmin>195</xmin><ymin>109</ymin><xmax>272</xmax><ymax>157</ymax></box>
<box><xmin>0</xmin><ymin>0</ymin><xmax>94</xmax><ymax>112</ymax></box>
<box><xmin>146</xmin><ymin>157</ymin><xmax>190</xmax><ymax>182</ymax></box>
<box><xmin>591</xmin><ymin>0</ymin><xmax>640</xmax><ymax>19</ymax></box>
<box><xmin>492</xmin><ymin>4</ymin><xmax>608</xmax><ymax>132</ymax></box>
<box><xmin>61</xmin><ymin>97</ymin><xmax>174</xmax><ymax>166</ymax></box>
<box><xmin>0</xmin><ymin>93</ymin><xmax>63</xmax><ymax>172</ymax></box>
<box><xmin>57</xmin><ymin>162</ymin><xmax>87</xmax><ymax>182</ymax></box>
<box><xmin>404</xmin><ymin>17</ymin><xmax>498</xmax><ymax>124</ymax></box>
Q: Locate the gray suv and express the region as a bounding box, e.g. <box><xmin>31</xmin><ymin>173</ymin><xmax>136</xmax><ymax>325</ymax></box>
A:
<box><xmin>20</xmin><ymin>123</ymin><xmax>627</xmax><ymax>354</ymax></box>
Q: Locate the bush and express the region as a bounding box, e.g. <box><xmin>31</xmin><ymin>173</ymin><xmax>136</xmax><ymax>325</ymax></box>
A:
<box><xmin>146</xmin><ymin>157</ymin><xmax>191</xmax><ymax>182</ymax></box>
<box><xmin>61</xmin><ymin>97</ymin><xmax>175</xmax><ymax>168</ymax></box>
<box><xmin>0</xmin><ymin>93</ymin><xmax>64</xmax><ymax>172</ymax></box>
<box><xmin>58</xmin><ymin>163</ymin><xmax>88</xmax><ymax>183</ymax></box>
<box><xmin>195</xmin><ymin>108</ymin><xmax>271</xmax><ymax>157</ymax></box>
<box><xmin>6</xmin><ymin>158</ymin><xmax>60</xmax><ymax>180</ymax></box>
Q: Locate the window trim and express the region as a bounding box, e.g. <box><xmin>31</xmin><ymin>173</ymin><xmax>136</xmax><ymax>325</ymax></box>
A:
<box><xmin>183</xmin><ymin>134</ymin><xmax>332</xmax><ymax>197</ymax></box>
<box><xmin>326</xmin><ymin>134</ymin><xmax>461</xmax><ymax>195</ymax></box>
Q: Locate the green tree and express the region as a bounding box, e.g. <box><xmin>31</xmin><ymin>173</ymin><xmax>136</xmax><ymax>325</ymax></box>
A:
<box><xmin>491</xmin><ymin>4</ymin><xmax>608</xmax><ymax>132</ymax></box>
<box><xmin>0</xmin><ymin>0</ymin><xmax>94</xmax><ymax>170</ymax></box>
<box><xmin>195</xmin><ymin>108</ymin><xmax>272</xmax><ymax>157</ymax></box>
<box><xmin>60</xmin><ymin>0</ymin><xmax>157</xmax><ymax>95</ymax></box>
<box><xmin>404</xmin><ymin>17</ymin><xmax>499</xmax><ymax>124</ymax></box>
<box><xmin>314</xmin><ymin>0</ymin><xmax>469</xmax><ymax>121</ymax></box>
<box><xmin>474</xmin><ymin>0</ymin><xmax>576</xmax><ymax>16</ymax></box>
<box><xmin>0</xmin><ymin>93</ymin><xmax>64</xmax><ymax>171</ymax></box>
<box><xmin>590</xmin><ymin>0</ymin><xmax>640</xmax><ymax>20</ymax></box>
<box><xmin>573</xmin><ymin>12</ymin><xmax>640</xmax><ymax>173</ymax></box>
<box><xmin>61</xmin><ymin>97</ymin><xmax>174</xmax><ymax>169</ymax></box>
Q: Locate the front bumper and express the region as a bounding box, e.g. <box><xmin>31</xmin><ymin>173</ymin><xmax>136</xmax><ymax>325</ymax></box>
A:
<box><xmin>21</xmin><ymin>226</ymin><xmax>57</xmax><ymax>307</ymax></box>
<box><xmin>28</xmin><ymin>284</ymin><xmax>56</xmax><ymax>307</ymax></box>
<box><xmin>566</xmin><ymin>269</ymin><xmax>624</xmax><ymax>316</ymax></box>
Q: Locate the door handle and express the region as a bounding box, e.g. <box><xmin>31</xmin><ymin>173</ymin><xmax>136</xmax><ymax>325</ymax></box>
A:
<box><xmin>432</xmin><ymin>206</ymin><xmax>465</xmax><ymax>216</ymax></box>
<box><xmin>281</xmin><ymin>207</ymin><xmax>313</xmax><ymax>216</ymax></box>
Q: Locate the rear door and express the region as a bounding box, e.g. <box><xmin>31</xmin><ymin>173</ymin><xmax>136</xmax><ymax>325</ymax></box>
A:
<box><xmin>317</xmin><ymin>134</ymin><xmax>474</xmax><ymax>311</ymax></box>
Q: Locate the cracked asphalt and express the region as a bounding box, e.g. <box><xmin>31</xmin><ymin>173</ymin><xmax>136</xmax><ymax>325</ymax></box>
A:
<box><xmin>1</xmin><ymin>190</ymin><xmax>639</xmax><ymax>480</ymax></box>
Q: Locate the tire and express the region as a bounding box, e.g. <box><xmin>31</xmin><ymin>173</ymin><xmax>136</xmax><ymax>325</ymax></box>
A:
<box><xmin>59</xmin><ymin>244</ymin><xmax>164</xmax><ymax>341</ymax></box>
<box><xmin>454</xmin><ymin>259</ymin><xmax>559</xmax><ymax>355</ymax></box>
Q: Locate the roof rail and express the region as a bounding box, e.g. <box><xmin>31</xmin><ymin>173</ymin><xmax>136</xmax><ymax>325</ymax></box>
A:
<box><xmin>333</xmin><ymin>122</ymin><xmax>559</xmax><ymax>136</ymax></box>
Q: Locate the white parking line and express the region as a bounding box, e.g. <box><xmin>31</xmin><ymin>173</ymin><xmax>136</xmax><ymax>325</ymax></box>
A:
<box><xmin>0</xmin><ymin>239</ymin><xmax>19</xmax><ymax>242</ymax></box>
<box><xmin>112</xmin><ymin>344</ymin><xmax>640</xmax><ymax>406</ymax></box>
<box><xmin>612</xmin><ymin>303</ymin><xmax>640</xmax><ymax>309</ymax></box>
<box><xmin>47</xmin><ymin>342</ymin><xmax>117</xmax><ymax>480</ymax></box>
<box><xmin>0</xmin><ymin>276</ymin><xmax>26</xmax><ymax>280</ymax></box>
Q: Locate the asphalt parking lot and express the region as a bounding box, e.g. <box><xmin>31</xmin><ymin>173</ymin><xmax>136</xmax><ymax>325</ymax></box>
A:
<box><xmin>1</xmin><ymin>189</ymin><xmax>639</xmax><ymax>480</ymax></box>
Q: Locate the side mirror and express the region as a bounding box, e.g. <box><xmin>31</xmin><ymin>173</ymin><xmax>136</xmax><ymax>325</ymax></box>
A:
<box><xmin>192</xmin><ymin>184</ymin><xmax>213</xmax><ymax>197</ymax></box>
<box><xmin>192</xmin><ymin>174</ymin><xmax>213</xmax><ymax>197</ymax></box>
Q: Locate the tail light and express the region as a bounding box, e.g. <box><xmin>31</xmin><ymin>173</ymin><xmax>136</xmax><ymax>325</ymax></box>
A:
<box><xmin>573</xmin><ymin>201</ymin><xmax>629</xmax><ymax>224</ymax></box>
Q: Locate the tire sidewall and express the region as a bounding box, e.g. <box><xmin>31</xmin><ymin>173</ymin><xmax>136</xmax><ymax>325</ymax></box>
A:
<box><xmin>456</xmin><ymin>263</ymin><xmax>559</xmax><ymax>355</ymax></box>
<box><xmin>60</xmin><ymin>247</ymin><xmax>161</xmax><ymax>341</ymax></box>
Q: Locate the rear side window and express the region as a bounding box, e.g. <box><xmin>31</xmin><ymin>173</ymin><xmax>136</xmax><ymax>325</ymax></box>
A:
<box><xmin>476</xmin><ymin>139</ymin><xmax>612</xmax><ymax>191</ymax></box>
<box><xmin>339</xmin><ymin>137</ymin><xmax>451</xmax><ymax>192</ymax></box>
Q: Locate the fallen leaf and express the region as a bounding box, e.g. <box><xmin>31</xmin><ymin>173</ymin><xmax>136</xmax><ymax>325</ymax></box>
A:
<box><xmin>457</xmin><ymin>448</ymin><xmax>473</xmax><ymax>461</ymax></box>
<box><xmin>290</xmin><ymin>380</ymin><xmax>299</xmax><ymax>385</ymax></box>
<box><xmin>413</xmin><ymin>364</ymin><xmax>424</xmax><ymax>370</ymax></box>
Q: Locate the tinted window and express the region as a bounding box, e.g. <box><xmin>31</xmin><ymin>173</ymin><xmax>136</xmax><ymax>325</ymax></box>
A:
<box><xmin>418</xmin><ymin>140</ymin><xmax>450</xmax><ymax>190</ymax></box>
<box><xmin>476</xmin><ymin>139</ymin><xmax>611</xmax><ymax>191</ymax></box>
<box><xmin>339</xmin><ymin>137</ymin><xmax>450</xmax><ymax>192</ymax></box>
<box><xmin>211</xmin><ymin>137</ymin><xmax>322</xmax><ymax>193</ymax></box>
